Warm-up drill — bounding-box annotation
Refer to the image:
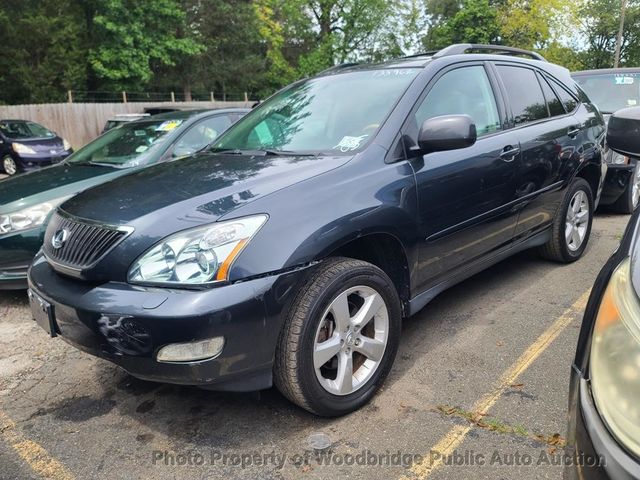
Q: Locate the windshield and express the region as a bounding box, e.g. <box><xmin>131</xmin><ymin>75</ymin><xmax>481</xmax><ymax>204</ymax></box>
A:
<box><xmin>211</xmin><ymin>68</ymin><xmax>419</xmax><ymax>155</ymax></box>
<box><xmin>574</xmin><ymin>72</ymin><xmax>640</xmax><ymax>113</ymax></box>
<box><xmin>0</xmin><ymin>121</ymin><xmax>55</xmax><ymax>139</ymax></box>
<box><xmin>67</xmin><ymin>118</ymin><xmax>184</xmax><ymax>168</ymax></box>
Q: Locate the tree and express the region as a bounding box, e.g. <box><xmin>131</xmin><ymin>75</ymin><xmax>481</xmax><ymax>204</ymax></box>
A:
<box><xmin>87</xmin><ymin>0</ymin><xmax>203</xmax><ymax>91</ymax></box>
<box><xmin>498</xmin><ymin>0</ymin><xmax>571</xmax><ymax>50</ymax></box>
<box><xmin>579</xmin><ymin>0</ymin><xmax>640</xmax><ymax>69</ymax></box>
<box><xmin>424</xmin><ymin>0</ymin><xmax>500</xmax><ymax>49</ymax></box>
<box><xmin>153</xmin><ymin>0</ymin><xmax>269</xmax><ymax>101</ymax></box>
<box><xmin>0</xmin><ymin>0</ymin><xmax>87</xmax><ymax>104</ymax></box>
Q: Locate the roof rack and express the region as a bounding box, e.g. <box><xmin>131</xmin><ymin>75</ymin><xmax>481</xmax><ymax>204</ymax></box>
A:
<box><xmin>400</xmin><ymin>51</ymin><xmax>439</xmax><ymax>59</ymax></box>
<box><xmin>433</xmin><ymin>44</ymin><xmax>546</xmax><ymax>61</ymax></box>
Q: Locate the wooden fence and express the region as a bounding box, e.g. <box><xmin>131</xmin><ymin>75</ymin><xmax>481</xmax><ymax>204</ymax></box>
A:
<box><xmin>0</xmin><ymin>101</ymin><xmax>252</xmax><ymax>149</ymax></box>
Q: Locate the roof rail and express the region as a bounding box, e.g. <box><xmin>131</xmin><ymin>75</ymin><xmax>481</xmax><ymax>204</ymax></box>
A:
<box><xmin>433</xmin><ymin>44</ymin><xmax>546</xmax><ymax>62</ymax></box>
<box><xmin>400</xmin><ymin>51</ymin><xmax>439</xmax><ymax>59</ymax></box>
<box><xmin>317</xmin><ymin>63</ymin><xmax>360</xmax><ymax>75</ymax></box>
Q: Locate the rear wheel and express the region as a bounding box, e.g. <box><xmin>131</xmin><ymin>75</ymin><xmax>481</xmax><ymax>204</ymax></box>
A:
<box><xmin>611</xmin><ymin>161</ymin><xmax>640</xmax><ymax>214</ymax></box>
<box><xmin>274</xmin><ymin>257</ymin><xmax>401</xmax><ymax>416</ymax></box>
<box><xmin>539</xmin><ymin>177</ymin><xmax>593</xmax><ymax>262</ymax></box>
<box><xmin>2</xmin><ymin>156</ymin><xmax>18</xmax><ymax>176</ymax></box>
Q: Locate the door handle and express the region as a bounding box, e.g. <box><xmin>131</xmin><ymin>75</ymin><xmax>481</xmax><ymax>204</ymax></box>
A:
<box><xmin>500</xmin><ymin>145</ymin><xmax>520</xmax><ymax>162</ymax></box>
<box><xmin>568</xmin><ymin>126</ymin><xmax>581</xmax><ymax>138</ymax></box>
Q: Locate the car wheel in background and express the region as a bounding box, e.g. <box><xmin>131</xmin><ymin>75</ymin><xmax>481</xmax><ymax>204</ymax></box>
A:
<box><xmin>274</xmin><ymin>257</ymin><xmax>402</xmax><ymax>416</ymax></box>
<box><xmin>2</xmin><ymin>155</ymin><xmax>18</xmax><ymax>176</ymax></box>
<box><xmin>611</xmin><ymin>161</ymin><xmax>640</xmax><ymax>214</ymax></box>
<box><xmin>539</xmin><ymin>177</ymin><xmax>594</xmax><ymax>263</ymax></box>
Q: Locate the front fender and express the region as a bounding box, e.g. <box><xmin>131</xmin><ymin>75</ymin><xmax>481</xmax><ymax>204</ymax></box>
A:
<box><xmin>223</xmin><ymin>154</ymin><xmax>419</xmax><ymax>283</ymax></box>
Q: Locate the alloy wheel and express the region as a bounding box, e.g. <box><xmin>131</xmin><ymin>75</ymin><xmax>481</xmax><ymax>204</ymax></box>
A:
<box><xmin>2</xmin><ymin>156</ymin><xmax>16</xmax><ymax>175</ymax></box>
<box><xmin>313</xmin><ymin>285</ymin><xmax>389</xmax><ymax>396</ymax></box>
<box><xmin>565</xmin><ymin>190</ymin><xmax>589</xmax><ymax>251</ymax></box>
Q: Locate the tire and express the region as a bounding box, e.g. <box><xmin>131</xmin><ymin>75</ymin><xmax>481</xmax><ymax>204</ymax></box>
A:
<box><xmin>274</xmin><ymin>257</ymin><xmax>402</xmax><ymax>416</ymax></box>
<box><xmin>2</xmin><ymin>155</ymin><xmax>18</xmax><ymax>176</ymax></box>
<box><xmin>611</xmin><ymin>161</ymin><xmax>640</xmax><ymax>214</ymax></box>
<box><xmin>539</xmin><ymin>177</ymin><xmax>594</xmax><ymax>263</ymax></box>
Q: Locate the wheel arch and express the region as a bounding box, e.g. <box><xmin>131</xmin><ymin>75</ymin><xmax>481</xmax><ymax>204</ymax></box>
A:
<box><xmin>574</xmin><ymin>162</ymin><xmax>602</xmax><ymax>202</ymax></box>
<box><xmin>319</xmin><ymin>232</ymin><xmax>412</xmax><ymax>314</ymax></box>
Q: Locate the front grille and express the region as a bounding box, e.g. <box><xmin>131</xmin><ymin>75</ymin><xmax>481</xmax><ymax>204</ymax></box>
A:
<box><xmin>44</xmin><ymin>211</ymin><xmax>131</xmax><ymax>270</ymax></box>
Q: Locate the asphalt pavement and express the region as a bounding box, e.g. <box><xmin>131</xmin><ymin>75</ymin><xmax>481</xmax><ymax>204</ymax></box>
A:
<box><xmin>0</xmin><ymin>213</ymin><xmax>630</xmax><ymax>480</ymax></box>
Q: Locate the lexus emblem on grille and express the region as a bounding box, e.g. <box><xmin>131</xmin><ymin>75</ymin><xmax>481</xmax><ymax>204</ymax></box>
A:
<box><xmin>51</xmin><ymin>228</ymin><xmax>69</xmax><ymax>249</ymax></box>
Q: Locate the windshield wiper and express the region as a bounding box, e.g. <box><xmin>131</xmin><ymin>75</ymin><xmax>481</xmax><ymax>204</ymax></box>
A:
<box><xmin>68</xmin><ymin>161</ymin><xmax>121</xmax><ymax>168</ymax></box>
<box><xmin>210</xmin><ymin>148</ymin><xmax>315</xmax><ymax>157</ymax></box>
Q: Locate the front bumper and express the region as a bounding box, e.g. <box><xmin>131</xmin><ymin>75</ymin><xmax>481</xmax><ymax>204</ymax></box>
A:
<box><xmin>0</xmin><ymin>227</ymin><xmax>45</xmax><ymax>289</ymax></box>
<box><xmin>17</xmin><ymin>151</ymin><xmax>72</xmax><ymax>172</ymax></box>
<box><xmin>28</xmin><ymin>254</ymin><xmax>307</xmax><ymax>391</ymax></box>
<box><xmin>598</xmin><ymin>163</ymin><xmax>634</xmax><ymax>206</ymax></box>
<box><xmin>565</xmin><ymin>369</ymin><xmax>640</xmax><ymax>479</ymax></box>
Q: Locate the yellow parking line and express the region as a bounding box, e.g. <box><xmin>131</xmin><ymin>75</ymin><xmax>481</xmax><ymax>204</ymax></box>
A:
<box><xmin>0</xmin><ymin>411</ymin><xmax>74</xmax><ymax>480</ymax></box>
<box><xmin>401</xmin><ymin>289</ymin><xmax>590</xmax><ymax>480</ymax></box>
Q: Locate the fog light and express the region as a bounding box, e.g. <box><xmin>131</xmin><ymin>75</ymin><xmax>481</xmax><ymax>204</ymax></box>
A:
<box><xmin>156</xmin><ymin>337</ymin><xmax>225</xmax><ymax>363</ymax></box>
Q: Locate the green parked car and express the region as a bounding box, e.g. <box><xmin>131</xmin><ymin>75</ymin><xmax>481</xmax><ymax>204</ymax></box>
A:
<box><xmin>0</xmin><ymin>108</ymin><xmax>248</xmax><ymax>289</ymax></box>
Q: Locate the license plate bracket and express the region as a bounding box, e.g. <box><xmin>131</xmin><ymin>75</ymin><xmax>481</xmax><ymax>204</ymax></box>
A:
<box><xmin>28</xmin><ymin>290</ymin><xmax>57</xmax><ymax>338</ymax></box>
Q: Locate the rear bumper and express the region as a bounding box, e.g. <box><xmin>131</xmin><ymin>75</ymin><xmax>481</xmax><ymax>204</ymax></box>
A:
<box><xmin>598</xmin><ymin>163</ymin><xmax>634</xmax><ymax>206</ymax></box>
<box><xmin>27</xmin><ymin>254</ymin><xmax>307</xmax><ymax>391</ymax></box>
<box><xmin>0</xmin><ymin>227</ymin><xmax>45</xmax><ymax>289</ymax></box>
<box><xmin>565</xmin><ymin>369</ymin><xmax>640</xmax><ymax>479</ymax></box>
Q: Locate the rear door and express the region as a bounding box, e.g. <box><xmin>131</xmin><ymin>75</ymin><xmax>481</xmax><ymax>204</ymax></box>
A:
<box><xmin>404</xmin><ymin>62</ymin><xmax>522</xmax><ymax>290</ymax></box>
<box><xmin>493</xmin><ymin>63</ymin><xmax>579</xmax><ymax>240</ymax></box>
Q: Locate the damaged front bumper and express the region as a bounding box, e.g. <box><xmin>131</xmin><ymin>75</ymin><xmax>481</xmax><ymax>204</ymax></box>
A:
<box><xmin>28</xmin><ymin>253</ymin><xmax>307</xmax><ymax>392</ymax></box>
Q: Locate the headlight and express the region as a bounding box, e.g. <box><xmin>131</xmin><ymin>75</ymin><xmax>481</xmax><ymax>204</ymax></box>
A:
<box><xmin>590</xmin><ymin>257</ymin><xmax>640</xmax><ymax>457</ymax></box>
<box><xmin>63</xmin><ymin>139</ymin><xmax>71</xmax><ymax>151</ymax></box>
<box><xmin>128</xmin><ymin>215</ymin><xmax>268</xmax><ymax>285</ymax></box>
<box><xmin>12</xmin><ymin>142</ymin><xmax>36</xmax><ymax>154</ymax></box>
<box><xmin>0</xmin><ymin>197</ymin><xmax>70</xmax><ymax>235</ymax></box>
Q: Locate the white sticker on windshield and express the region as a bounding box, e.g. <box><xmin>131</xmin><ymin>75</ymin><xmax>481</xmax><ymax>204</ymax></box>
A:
<box><xmin>629</xmin><ymin>99</ymin><xmax>638</xmax><ymax>106</ymax></box>
<box><xmin>615</xmin><ymin>76</ymin><xmax>635</xmax><ymax>85</ymax></box>
<box><xmin>135</xmin><ymin>145</ymin><xmax>148</xmax><ymax>153</ymax></box>
<box><xmin>334</xmin><ymin>135</ymin><xmax>368</xmax><ymax>153</ymax></box>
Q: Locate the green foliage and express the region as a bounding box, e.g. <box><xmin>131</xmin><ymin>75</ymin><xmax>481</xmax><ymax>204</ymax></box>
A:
<box><xmin>579</xmin><ymin>0</ymin><xmax>640</xmax><ymax>68</ymax></box>
<box><xmin>424</xmin><ymin>0</ymin><xmax>500</xmax><ymax>49</ymax></box>
<box><xmin>89</xmin><ymin>0</ymin><xmax>203</xmax><ymax>90</ymax></box>
<box><xmin>0</xmin><ymin>0</ymin><xmax>87</xmax><ymax>104</ymax></box>
<box><xmin>1</xmin><ymin>0</ymin><xmax>639</xmax><ymax>104</ymax></box>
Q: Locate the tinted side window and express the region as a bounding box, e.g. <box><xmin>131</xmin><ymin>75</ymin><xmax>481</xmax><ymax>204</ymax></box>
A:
<box><xmin>172</xmin><ymin>116</ymin><xmax>232</xmax><ymax>158</ymax></box>
<box><xmin>415</xmin><ymin>65</ymin><xmax>501</xmax><ymax>137</ymax></box>
<box><xmin>549</xmin><ymin>78</ymin><xmax>579</xmax><ymax>112</ymax></box>
<box><xmin>497</xmin><ymin>65</ymin><xmax>548</xmax><ymax>125</ymax></box>
<box><xmin>538</xmin><ymin>74</ymin><xmax>565</xmax><ymax>117</ymax></box>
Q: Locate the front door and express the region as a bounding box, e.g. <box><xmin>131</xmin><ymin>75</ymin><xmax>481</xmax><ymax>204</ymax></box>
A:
<box><xmin>404</xmin><ymin>63</ymin><xmax>522</xmax><ymax>291</ymax></box>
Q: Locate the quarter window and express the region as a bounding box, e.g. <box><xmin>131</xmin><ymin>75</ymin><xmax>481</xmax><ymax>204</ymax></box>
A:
<box><xmin>414</xmin><ymin>65</ymin><xmax>501</xmax><ymax>137</ymax></box>
<box><xmin>538</xmin><ymin>74</ymin><xmax>565</xmax><ymax>117</ymax></box>
<box><xmin>497</xmin><ymin>65</ymin><xmax>548</xmax><ymax>125</ymax></box>
<box><xmin>549</xmin><ymin>78</ymin><xmax>579</xmax><ymax>112</ymax></box>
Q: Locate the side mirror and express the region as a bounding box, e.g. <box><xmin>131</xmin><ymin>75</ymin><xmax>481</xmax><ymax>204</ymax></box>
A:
<box><xmin>415</xmin><ymin>114</ymin><xmax>477</xmax><ymax>155</ymax></box>
<box><xmin>607</xmin><ymin>107</ymin><xmax>640</xmax><ymax>157</ymax></box>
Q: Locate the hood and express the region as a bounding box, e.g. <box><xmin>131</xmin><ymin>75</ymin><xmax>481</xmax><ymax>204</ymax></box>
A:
<box><xmin>0</xmin><ymin>163</ymin><xmax>125</xmax><ymax>214</ymax></box>
<box><xmin>61</xmin><ymin>152</ymin><xmax>352</xmax><ymax>231</ymax></box>
<box><xmin>11</xmin><ymin>136</ymin><xmax>65</xmax><ymax>153</ymax></box>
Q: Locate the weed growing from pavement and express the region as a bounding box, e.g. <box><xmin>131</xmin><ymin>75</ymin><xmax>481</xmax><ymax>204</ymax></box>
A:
<box><xmin>435</xmin><ymin>405</ymin><xmax>566</xmax><ymax>450</ymax></box>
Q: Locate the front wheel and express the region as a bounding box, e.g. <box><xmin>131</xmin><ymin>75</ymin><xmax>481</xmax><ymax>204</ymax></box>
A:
<box><xmin>274</xmin><ymin>258</ymin><xmax>402</xmax><ymax>416</ymax></box>
<box><xmin>611</xmin><ymin>161</ymin><xmax>640</xmax><ymax>214</ymax></box>
<box><xmin>539</xmin><ymin>177</ymin><xmax>594</xmax><ymax>263</ymax></box>
<box><xmin>2</xmin><ymin>155</ymin><xmax>18</xmax><ymax>176</ymax></box>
